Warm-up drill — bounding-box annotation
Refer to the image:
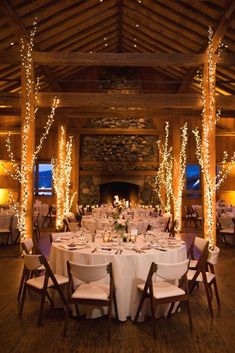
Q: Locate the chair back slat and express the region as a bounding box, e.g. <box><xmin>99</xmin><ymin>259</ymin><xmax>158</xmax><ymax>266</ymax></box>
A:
<box><xmin>156</xmin><ymin>260</ymin><xmax>189</xmax><ymax>281</ymax></box>
<box><xmin>21</xmin><ymin>239</ymin><xmax>34</xmax><ymax>254</ymax></box>
<box><xmin>68</xmin><ymin>261</ymin><xmax>109</xmax><ymax>282</ymax></box>
<box><xmin>194</xmin><ymin>237</ymin><xmax>208</xmax><ymax>253</ymax></box>
<box><xmin>23</xmin><ymin>252</ymin><xmax>41</xmax><ymax>270</ymax></box>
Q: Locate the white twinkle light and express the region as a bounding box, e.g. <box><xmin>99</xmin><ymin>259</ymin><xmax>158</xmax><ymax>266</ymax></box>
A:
<box><xmin>192</xmin><ymin>27</ymin><xmax>235</xmax><ymax>247</ymax></box>
<box><xmin>4</xmin><ymin>22</ymin><xmax>59</xmax><ymax>240</ymax></box>
<box><xmin>51</xmin><ymin>126</ymin><xmax>77</xmax><ymax>229</ymax></box>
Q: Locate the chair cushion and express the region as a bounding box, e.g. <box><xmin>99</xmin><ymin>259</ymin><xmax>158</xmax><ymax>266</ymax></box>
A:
<box><xmin>220</xmin><ymin>229</ymin><xmax>234</xmax><ymax>234</ymax></box>
<box><xmin>26</xmin><ymin>274</ymin><xmax>68</xmax><ymax>290</ymax></box>
<box><xmin>0</xmin><ymin>229</ymin><xmax>11</xmax><ymax>233</ymax></box>
<box><xmin>187</xmin><ymin>269</ymin><xmax>215</xmax><ymax>283</ymax></box>
<box><xmin>189</xmin><ymin>260</ymin><xmax>198</xmax><ymax>269</ymax></box>
<box><xmin>72</xmin><ymin>283</ymin><xmax>109</xmax><ymax>301</ymax></box>
<box><xmin>137</xmin><ymin>281</ymin><xmax>185</xmax><ymax>299</ymax></box>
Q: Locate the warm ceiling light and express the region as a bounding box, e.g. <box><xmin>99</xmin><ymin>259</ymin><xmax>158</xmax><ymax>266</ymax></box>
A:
<box><xmin>133</xmin><ymin>44</ymin><xmax>137</xmax><ymax>48</ymax></box>
<box><xmin>104</xmin><ymin>37</ymin><xmax>107</xmax><ymax>40</ymax></box>
<box><xmin>10</xmin><ymin>42</ymin><xmax>14</xmax><ymax>45</ymax></box>
<box><xmin>104</xmin><ymin>43</ymin><xmax>108</xmax><ymax>46</ymax></box>
<box><xmin>136</xmin><ymin>24</ymin><xmax>139</xmax><ymax>28</ymax></box>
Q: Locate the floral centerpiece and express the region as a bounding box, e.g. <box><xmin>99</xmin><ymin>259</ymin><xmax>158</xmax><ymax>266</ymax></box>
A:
<box><xmin>113</xmin><ymin>205</ymin><xmax>128</xmax><ymax>235</ymax></box>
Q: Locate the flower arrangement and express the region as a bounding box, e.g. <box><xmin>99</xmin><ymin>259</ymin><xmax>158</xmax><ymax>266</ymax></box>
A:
<box><xmin>113</xmin><ymin>206</ymin><xmax>128</xmax><ymax>234</ymax></box>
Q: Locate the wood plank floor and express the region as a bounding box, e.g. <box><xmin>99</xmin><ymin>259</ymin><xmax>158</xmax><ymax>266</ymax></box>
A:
<box><xmin>1</xmin><ymin>230</ymin><xmax>235</xmax><ymax>353</ymax></box>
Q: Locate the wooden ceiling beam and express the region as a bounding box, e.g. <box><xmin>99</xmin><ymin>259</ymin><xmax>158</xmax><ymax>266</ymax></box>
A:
<box><xmin>35</xmin><ymin>92</ymin><xmax>235</xmax><ymax>109</ymax></box>
<box><xmin>1</xmin><ymin>50</ymin><xmax>234</xmax><ymax>67</ymax></box>
<box><xmin>32</xmin><ymin>51</ymin><xmax>205</xmax><ymax>67</ymax></box>
<box><xmin>80</xmin><ymin>128</ymin><xmax>158</xmax><ymax>135</ymax></box>
<box><xmin>0</xmin><ymin>92</ymin><xmax>234</xmax><ymax>110</ymax></box>
<box><xmin>178</xmin><ymin>0</ymin><xmax>235</xmax><ymax>93</ymax></box>
<box><xmin>0</xmin><ymin>0</ymin><xmax>63</xmax><ymax>93</ymax></box>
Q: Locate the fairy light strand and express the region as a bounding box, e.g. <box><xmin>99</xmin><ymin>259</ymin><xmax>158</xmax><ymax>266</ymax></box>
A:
<box><xmin>5</xmin><ymin>22</ymin><xmax>59</xmax><ymax>240</ymax></box>
<box><xmin>52</xmin><ymin>126</ymin><xmax>77</xmax><ymax>229</ymax></box>
<box><xmin>192</xmin><ymin>27</ymin><xmax>235</xmax><ymax>247</ymax></box>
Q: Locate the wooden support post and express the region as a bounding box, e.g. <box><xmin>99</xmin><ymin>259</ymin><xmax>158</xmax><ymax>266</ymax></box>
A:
<box><xmin>202</xmin><ymin>55</ymin><xmax>217</xmax><ymax>245</ymax></box>
<box><xmin>172</xmin><ymin>118</ymin><xmax>182</xmax><ymax>231</ymax></box>
<box><xmin>73</xmin><ymin>132</ymin><xmax>80</xmax><ymax>210</ymax></box>
<box><xmin>21</xmin><ymin>51</ymin><xmax>35</xmax><ymax>239</ymax></box>
<box><xmin>55</xmin><ymin>121</ymin><xmax>67</xmax><ymax>229</ymax></box>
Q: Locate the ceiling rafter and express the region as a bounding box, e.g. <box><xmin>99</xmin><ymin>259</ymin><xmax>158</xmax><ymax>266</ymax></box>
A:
<box><xmin>177</xmin><ymin>0</ymin><xmax>235</xmax><ymax>93</ymax></box>
<box><xmin>0</xmin><ymin>0</ymin><xmax>62</xmax><ymax>92</ymax></box>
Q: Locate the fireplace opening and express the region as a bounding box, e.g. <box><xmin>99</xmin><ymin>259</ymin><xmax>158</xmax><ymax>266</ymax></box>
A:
<box><xmin>100</xmin><ymin>182</ymin><xmax>139</xmax><ymax>206</ymax></box>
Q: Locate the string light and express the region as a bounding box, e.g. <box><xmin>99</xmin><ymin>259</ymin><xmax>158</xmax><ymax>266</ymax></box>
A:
<box><xmin>172</xmin><ymin>123</ymin><xmax>188</xmax><ymax>233</ymax></box>
<box><xmin>51</xmin><ymin>126</ymin><xmax>77</xmax><ymax>229</ymax></box>
<box><xmin>155</xmin><ymin>121</ymin><xmax>188</xmax><ymax>232</ymax></box>
<box><xmin>4</xmin><ymin>23</ymin><xmax>59</xmax><ymax>240</ymax></box>
<box><xmin>192</xmin><ymin>27</ymin><xmax>235</xmax><ymax>247</ymax></box>
<box><xmin>155</xmin><ymin>121</ymin><xmax>173</xmax><ymax>214</ymax></box>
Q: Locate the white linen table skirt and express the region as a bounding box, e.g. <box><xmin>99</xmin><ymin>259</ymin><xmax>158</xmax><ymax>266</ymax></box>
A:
<box><xmin>49</xmin><ymin>237</ymin><xmax>187</xmax><ymax>321</ymax></box>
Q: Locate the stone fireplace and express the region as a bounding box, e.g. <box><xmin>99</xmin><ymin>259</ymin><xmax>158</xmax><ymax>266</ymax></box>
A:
<box><xmin>100</xmin><ymin>181</ymin><xmax>139</xmax><ymax>206</ymax></box>
<box><xmin>79</xmin><ymin>116</ymin><xmax>159</xmax><ymax>206</ymax></box>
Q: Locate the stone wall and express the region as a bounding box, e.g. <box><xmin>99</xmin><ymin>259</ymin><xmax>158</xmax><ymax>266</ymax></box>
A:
<box><xmin>79</xmin><ymin>117</ymin><xmax>159</xmax><ymax>205</ymax></box>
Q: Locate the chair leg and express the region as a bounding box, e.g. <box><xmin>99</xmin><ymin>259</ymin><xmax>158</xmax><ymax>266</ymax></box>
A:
<box><xmin>113</xmin><ymin>289</ymin><xmax>119</xmax><ymax>321</ymax></box>
<box><xmin>46</xmin><ymin>291</ymin><xmax>54</xmax><ymax>307</ymax></box>
<box><xmin>203</xmin><ymin>279</ymin><xmax>214</xmax><ymax>318</ymax></box>
<box><xmin>19</xmin><ymin>283</ymin><xmax>27</xmax><ymax>317</ymax></box>
<box><xmin>134</xmin><ymin>291</ymin><xmax>146</xmax><ymax>322</ymax></box>
<box><xmin>213</xmin><ymin>280</ymin><xmax>221</xmax><ymax>308</ymax></box>
<box><xmin>38</xmin><ymin>291</ymin><xmax>47</xmax><ymax>326</ymax></box>
<box><xmin>17</xmin><ymin>269</ymin><xmax>26</xmax><ymax>301</ymax></box>
<box><xmin>167</xmin><ymin>302</ymin><xmax>175</xmax><ymax>319</ymax></box>
<box><xmin>186</xmin><ymin>300</ymin><xmax>193</xmax><ymax>331</ymax></box>
<box><xmin>150</xmin><ymin>295</ymin><xmax>156</xmax><ymax>339</ymax></box>
<box><xmin>108</xmin><ymin>301</ymin><xmax>112</xmax><ymax>343</ymax></box>
<box><xmin>63</xmin><ymin>301</ymin><xmax>70</xmax><ymax>337</ymax></box>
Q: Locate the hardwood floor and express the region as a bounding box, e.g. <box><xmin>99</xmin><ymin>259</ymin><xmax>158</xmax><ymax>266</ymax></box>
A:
<box><xmin>1</xmin><ymin>230</ymin><xmax>235</xmax><ymax>353</ymax></box>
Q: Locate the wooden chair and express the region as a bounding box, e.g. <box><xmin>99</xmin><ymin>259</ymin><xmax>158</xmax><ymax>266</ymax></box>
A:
<box><xmin>0</xmin><ymin>215</ymin><xmax>13</xmax><ymax>244</ymax></box>
<box><xmin>19</xmin><ymin>254</ymin><xmax>68</xmax><ymax>326</ymax></box>
<box><xmin>169</xmin><ymin>219</ymin><xmax>178</xmax><ymax>237</ymax></box>
<box><xmin>195</xmin><ymin>207</ymin><xmax>203</xmax><ymax>228</ymax></box>
<box><xmin>187</xmin><ymin>239</ymin><xmax>220</xmax><ymax>318</ymax></box>
<box><xmin>42</xmin><ymin>206</ymin><xmax>56</xmax><ymax>228</ymax></box>
<box><xmin>184</xmin><ymin>206</ymin><xmax>197</xmax><ymax>227</ymax></box>
<box><xmin>188</xmin><ymin>236</ymin><xmax>208</xmax><ymax>269</ymax></box>
<box><xmin>63</xmin><ymin>217</ymin><xmax>80</xmax><ymax>233</ymax></box>
<box><xmin>217</xmin><ymin>217</ymin><xmax>235</xmax><ymax>243</ymax></box>
<box><xmin>33</xmin><ymin>211</ymin><xmax>41</xmax><ymax>242</ymax></box>
<box><xmin>17</xmin><ymin>241</ymin><xmax>44</xmax><ymax>301</ymax></box>
<box><xmin>49</xmin><ymin>232</ymin><xmax>66</xmax><ymax>244</ymax></box>
<box><xmin>134</xmin><ymin>260</ymin><xmax>192</xmax><ymax>339</ymax></box>
<box><xmin>64</xmin><ymin>261</ymin><xmax>119</xmax><ymax>341</ymax></box>
<box><xmin>164</xmin><ymin>217</ymin><xmax>171</xmax><ymax>233</ymax></box>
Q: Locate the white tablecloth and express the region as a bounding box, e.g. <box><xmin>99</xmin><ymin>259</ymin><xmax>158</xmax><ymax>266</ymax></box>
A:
<box><xmin>0</xmin><ymin>214</ymin><xmax>18</xmax><ymax>243</ymax></box>
<box><xmin>49</xmin><ymin>234</ymin><xmax>187</xmax><ymax>321</ymax></box>
<box><xmin>82</xmin><ymin>215</ymin><xmax>170</xmax><ymax>234</ymax></box>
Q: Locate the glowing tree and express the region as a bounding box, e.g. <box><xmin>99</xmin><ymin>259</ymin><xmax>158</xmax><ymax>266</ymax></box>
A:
<box><xmin>193</xmin><ymin>27</ymin><xmax>235</xmax><ymax>247</ymax></box>
<box><xmin>155</xmin><ymin>121</ymin><xmax>188</xmax><ymax>232</ymax></box>
<box><xmin>51</xmin><ymin>126</ymin><xmax>76</xmax><ymax>229</ymax></box>
<box><xmin>5</xmin><ymin>24</ymin><xmax>59</xmax><ymax>240</ymax></box>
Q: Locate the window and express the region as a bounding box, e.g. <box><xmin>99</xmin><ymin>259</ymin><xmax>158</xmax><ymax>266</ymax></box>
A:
<box><xmin>186</xmin><ymin>164</ymin><xmax>200</xmax><ymax>191</ymax></box>
<box><xmin>34</xmin><ymin>163</ymin><xmax>52</xmax><ymax>195</ymax></box>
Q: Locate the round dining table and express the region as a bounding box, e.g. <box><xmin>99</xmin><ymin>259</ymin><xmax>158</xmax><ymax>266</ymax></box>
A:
<box><xmin>49</xmin><ymin>232</ymin><xmax>187</xmax><ymax>321</ymax></box>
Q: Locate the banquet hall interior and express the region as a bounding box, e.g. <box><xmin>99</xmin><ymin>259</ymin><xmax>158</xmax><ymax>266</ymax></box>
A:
<box><xmin>0</xmin><ymin>1</ymin><xmax>235</xmax><ymax>353</ymax></box>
